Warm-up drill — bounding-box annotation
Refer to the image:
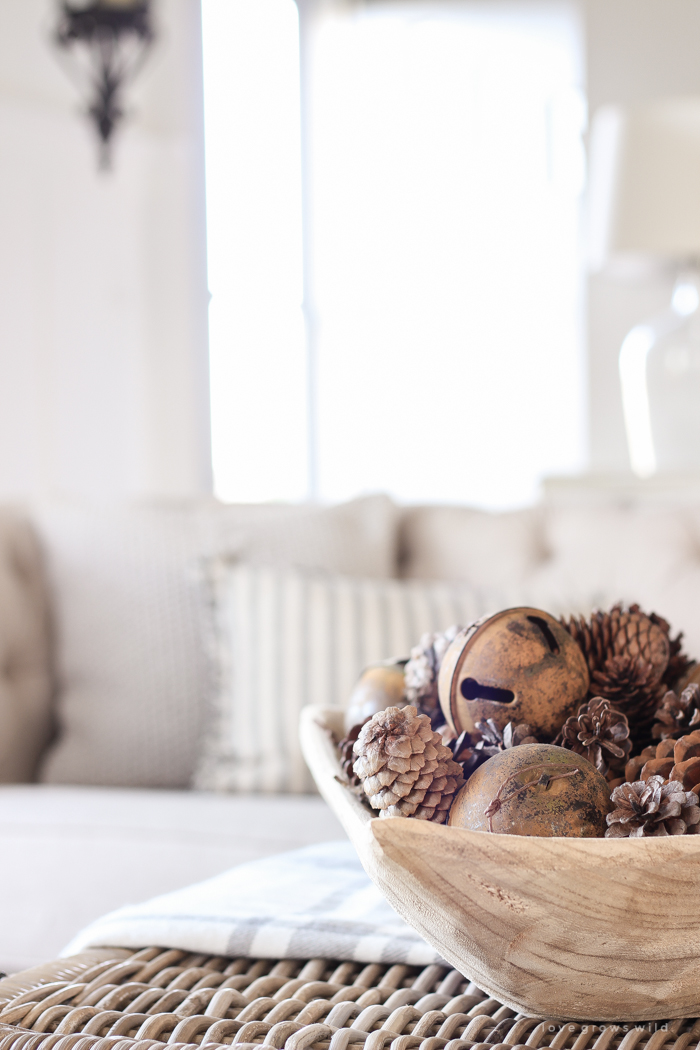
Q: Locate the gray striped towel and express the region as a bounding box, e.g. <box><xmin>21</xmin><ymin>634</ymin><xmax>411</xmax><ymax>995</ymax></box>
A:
<box><xmin>62</xmin><ymin>841</ymin><xmax>445</xmax><ymax>967</ymax></box>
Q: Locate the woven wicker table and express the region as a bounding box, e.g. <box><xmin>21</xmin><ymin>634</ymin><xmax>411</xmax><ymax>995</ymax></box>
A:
<box><xmin>0</xmin><ymin>948</ymin><xmax>691</xmax><ymax>1050</ymax></box>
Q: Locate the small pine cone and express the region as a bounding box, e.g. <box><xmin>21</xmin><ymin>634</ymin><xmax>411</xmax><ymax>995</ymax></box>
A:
<box><xmin>669</xmin><ymin>731</ymin><xmax>700</xmax><ymax>792</ymax></box>
<box><xmin>353</xmin><ymin>705</ymin><xmax>464</xmax><ymax>823</ymax></box>
<box><xmin>625</xmin><ymin>745</ymin><xmax>658</xmax><ymax>784</ymax></box>
<box><xmin>475</xmin><ymin>719</ymin><xmax>539</xmax><ymax>751</ymax></box>
<box><xmin>404</xmin><ymin>625</ymin><xmax>463</xmax><ymax>726</ymax></box>
<box><xmin>629</xmin><ymin>732</ymin><xmax>700</xmax><ymax>792</ymax></box>
<box><xmin>606</xmin><ymin>775</ymin><xmax>700</xmax><ymax>837</ymax></box>
<box><xmin>337</xmin><ymin>722</ymin><xmax>366</xmax><ymax>789</ymax></box>
<box><xmin>503</xmin><ymin>722</ymin><xmax>540</xmax><ymax>747</ymax></box>
<box><xmin>556</xmin><ymin>698</ymin><xmax>631</xmax><ymax>777</ymax></box>
<box><xmin>450</xmin><ymin>720</ymin><xmax>538</xmax><ymax>778</ymax></box>
<box><xmin>652</xmin><ymin>684</ymin><xmax>700</xmax><ymax>741</ymax></box>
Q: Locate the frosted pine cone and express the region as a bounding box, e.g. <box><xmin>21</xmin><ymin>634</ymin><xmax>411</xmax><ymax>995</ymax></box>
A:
<box><xmin>556</xmin><ymin>698</ymin><xmax>631</xmax><ymax>778</ymax></box>
<box><xmin>404</xmin><ymin>625</ymin><xmax>463</xmax><ymax>725</ymax></box>
<box><xmin>353</xmin><ymin>705</ymin><xmax>464</xmax><ymax>822</ymax></box>
<box><xmin>606</xmin><ymin>776</ymin><xmax>700</xmax><ymax>837</ymax></box>
<box><xmin>652</xmin><ymin>684</ymin><xmax>700</xmax><ymax>741</ymax></box>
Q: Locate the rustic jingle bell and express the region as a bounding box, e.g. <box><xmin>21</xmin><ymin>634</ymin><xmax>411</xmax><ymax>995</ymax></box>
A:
<box><xmin>344</xmin><ymin>660</ymin><xmax>407</xmax><ymax>733</ymax></box>
<box><xmin>448</xmin><ymin>743</ymin><xmax>611</xmax><ymax>837</ymax></box>
<box><xmin>438</xmin><ymin>608</ymin><xmax>589</xmax><ymax>740</ymax></box>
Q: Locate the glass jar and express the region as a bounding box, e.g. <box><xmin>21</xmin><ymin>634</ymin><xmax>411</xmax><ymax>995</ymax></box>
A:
<box><xmin>619</xmin><ymin>269</ymin><xmax>700</xmax><ymax>476</ymax></box>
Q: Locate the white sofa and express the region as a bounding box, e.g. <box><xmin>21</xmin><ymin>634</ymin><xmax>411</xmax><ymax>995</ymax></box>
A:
<box><xmin>1</xmin><ymin>486</ymin><xmax>700</xmax><ymax>973</ymax></box>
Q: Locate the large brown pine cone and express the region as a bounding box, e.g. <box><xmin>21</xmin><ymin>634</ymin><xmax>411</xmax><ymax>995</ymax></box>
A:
<box><xmin>626</xmin><ymin>730</ymin><xmax>700</xmax><ymax>792</ymax></box>
<box><xmin>590</xmin><ymin>655</ymin><xmax>666</xmax><ymax>738</ymax></box>
<box><xmin>652</xmin><ymin>684</ymin><xmax>700</xmax><ymax>741</ymax></box>
<box><xmin>556</xmin><ymin>698</ymin><xmax>631</xmax><ymax>778</ymax></box>
<box><xmin>560</xmin><ymin>604</ymin><xmax>671</xmax><ymax>741</ymax></box>
<box><xmin>560</xmin><ymin>604</ymin><xmax>669</xmax><ymax>682</ymax></box>
<box><xmin>605</xmin><ymin>776</ymin><xmax>700</xmax><ymax>837</ymax></box>
<box><xmin>636</xmin><ymin>606</ymin><xmax>695</xmax><ymax>689</ymax></box>
<box><xmin>353</xmin><ymin>705</ymin><xmax>464</xmax><ymax>822</ymax></box>
<box><xmin>403</xmin><ymin>626</ymin><xmax>463</xmax><ymax>726</ymax></box>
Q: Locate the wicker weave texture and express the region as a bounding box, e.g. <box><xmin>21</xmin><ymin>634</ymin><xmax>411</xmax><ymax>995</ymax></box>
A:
<box><xmin>0</xmin><ymin>948</ymin><xmax>695</xmax><ymax>1050</ymax></box>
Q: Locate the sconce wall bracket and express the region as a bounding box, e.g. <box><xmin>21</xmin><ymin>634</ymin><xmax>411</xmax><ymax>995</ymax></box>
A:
<box><xmin>55</xmin><ymin>0</ymin><xmax>155</xmax><ymax>169</ymax></box>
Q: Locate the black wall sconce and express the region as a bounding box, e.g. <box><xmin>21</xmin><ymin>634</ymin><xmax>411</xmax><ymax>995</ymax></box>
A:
<box><xmin>54</xmin><ymin>0</ymin><xmax>156</xmax><ymax>169</ymax></box>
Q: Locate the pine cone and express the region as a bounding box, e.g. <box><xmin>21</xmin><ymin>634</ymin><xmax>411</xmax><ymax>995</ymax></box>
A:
<box><xmin>561</xmin><ymin>604</ymin><xmax>670</xmax><ymax>741</ymax></box>
<box><xmin>634</xmin><ymin>606</ymin><xmax>694</xmax><ymax>689</ymax></box>
<box><xmin>451</xmin><ymin>720</ymin><xmax>538</xmax><ymax>778</ymax></box>
<box><xmin>561</xmin><ymin>604</ymin><xmax>668</xmax><ymax>681</ymax></box>
<box><xmin>652</xmin><ymin>684</ymin><xmax>700</xmax><ymax>740</ymax></box>
<box><xmin>605</xmin><ymin>775</ymin><xmax>700</xmax><ymax>837</ymax></box>
<box><xmin>353</xmin><ymin>705</ymin><xmax>464</xmax><ymax>822</ymax></box>
<box><xmin>337</xmin><ymin>722</ymin><xmax>366</xmax><ymax>789</ymax></box>
<box><xmin>590</xmin><ymin>655</ymin><xmax>666</xmax><ymax>741</ymax></box>
<box><xmin>632</xmin><ymin>731</ymin><xmax>700</xmax><ymax>792</ymax></box>
<box><xmin>556</xmin><ymin>698</ymin><xmax>631</xmax><ymax>778</ymax></box>
<box><xmin>404</xmin><ymin>625</ymin><xmax>463</xmax><ymax>726</ymax></box>
<box><xmin>625</xmin><ymin>744</ymin><xmax>663</xmax><ymax>784</ymax></box>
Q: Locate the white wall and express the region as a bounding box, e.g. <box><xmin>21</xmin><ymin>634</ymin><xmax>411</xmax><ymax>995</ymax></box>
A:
<box><xmin>584</xmin><ymin>0</ymin><xmax>700</xmax><ymax>473</ymax></box>
<box><xmin>0</xmin><ymin>0</ymin><xmax>211</xmax><ymax>500</ymax></box>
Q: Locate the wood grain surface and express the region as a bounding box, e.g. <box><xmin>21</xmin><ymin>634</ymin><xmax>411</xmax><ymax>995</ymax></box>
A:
<box><xmin>300</xmin><ymin>705</ymin><xmax>700</xmax><ymax>1023</ymax></box>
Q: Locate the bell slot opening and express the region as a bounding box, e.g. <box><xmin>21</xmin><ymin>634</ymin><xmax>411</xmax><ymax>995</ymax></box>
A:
<box><xmin>527</xmin><ymin>615</ymin><xmax>560</xmax><ymax>654</ymax></box>
<box><xmin>460</xmin><ymin>678</ymin><xmax>515</xmax><ymax>704</ymax></box>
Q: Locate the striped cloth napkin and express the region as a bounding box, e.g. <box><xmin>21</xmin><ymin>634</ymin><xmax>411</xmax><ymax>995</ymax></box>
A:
<box><xmin>62</xmin><ymin>841</ymin><xmax>445</xmax><ymax>967</ymax></box>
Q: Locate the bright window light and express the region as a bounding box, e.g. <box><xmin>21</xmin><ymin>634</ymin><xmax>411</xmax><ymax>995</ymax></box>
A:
<box><xmin>203</xmin><ymin>0</ymin><xmax>306</xmax><ymax>503</ymax></box>
<box><xmin>204</xmin><ymin>0</ymin><xmax>586</xmax><ymax>508</ymax></box>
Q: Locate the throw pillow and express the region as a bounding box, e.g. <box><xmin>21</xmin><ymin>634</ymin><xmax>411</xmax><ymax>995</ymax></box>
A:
<box><xmin>35</xmin><ymin>495</ymin><xmax>398</xmax><ymax>789</ymax></box>
<box><xmin>194</xmin><ymin>561</ymin><xmax>498</xmax><ymax>794</ymax></box>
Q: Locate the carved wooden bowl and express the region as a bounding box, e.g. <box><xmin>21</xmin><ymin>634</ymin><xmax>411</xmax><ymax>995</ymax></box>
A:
<box><xmin>300</xmin><ymin>705</ymin><xmax>700</xmax><ymax>1024</ymax></box>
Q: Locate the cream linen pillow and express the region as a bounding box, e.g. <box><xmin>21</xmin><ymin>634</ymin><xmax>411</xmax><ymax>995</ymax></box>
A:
<box><xmin>35</xmin><ymin>495</ymin><xmax>397</xmax><ymax>789</ymax></box>
<box><xmin>398</xmin><ymin>505</ymin><xmax>547</xmax><ymax>589</ymax></box>
<box><xmin>194</xmin><ymin>561</ymin><xmax>500</xmax><ymax>794</ymax></box>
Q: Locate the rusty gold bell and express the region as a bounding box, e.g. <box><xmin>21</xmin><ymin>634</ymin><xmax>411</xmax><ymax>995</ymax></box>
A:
<box><xmin>438</xmin><ymin>608</ymin><xmax>589</xmax><ymax>740</ymax></box>
<box><xmin>448</xmin><ymin>743</ymin><xmax>611</xmax><ymax>837</ymax></box>
<box><xmin>344</xmin><ymin>660</ymin><xmax>407</xmax><ymax>733</ymax></box>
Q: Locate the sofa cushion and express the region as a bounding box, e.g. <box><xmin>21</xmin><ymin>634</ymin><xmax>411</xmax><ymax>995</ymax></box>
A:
<box><xmin>194</xmin><ymin>562</ymin><xmax>499</xmax><ymax>795</ymax></box>
<box><xmin>398</xmin><ymin>503</ymin><xmax>700</xmax><ymax>662</ymax></box>
<box><xmin>0</xmin><ymin>509</ymin><xmax>52</xmax><ymax>782</ymax></box>
<box><xmin>0</xmin><ymin>785</ymin><xmax>345</xmax><ymax>975</ymax></box>
<box><xmin>530</xmin><ymin>505</ymin><xmax>700</xmax><ymax>655</ymax></box>
<box><xmin>33</xmin><ymin>496</ymin><xmax>397</xmax><ymax>790</ymax></box>
<box><xmin>399</xmin><ymin>505</ymin><xmax>547</xmax><ymax>588</ymax></box>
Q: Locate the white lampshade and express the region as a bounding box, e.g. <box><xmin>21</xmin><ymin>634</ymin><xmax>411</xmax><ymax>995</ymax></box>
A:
<box><xmin>589</xmin><ymin>97</ymin><xmax>700</xmax><ymax>268</ymax></box>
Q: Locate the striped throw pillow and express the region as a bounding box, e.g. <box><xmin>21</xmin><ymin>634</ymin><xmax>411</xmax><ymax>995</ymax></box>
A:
<box><xmin>194</xmin><ymin>561</ymin><xmax>501</xmax><ymax>794</ymax></box>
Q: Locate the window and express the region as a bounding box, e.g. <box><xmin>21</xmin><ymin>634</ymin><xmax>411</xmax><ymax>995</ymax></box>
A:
<box><xmin>203</xmin><ymin>0</ymin><xmax>586</xmax><ymax>508</ymax></box>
